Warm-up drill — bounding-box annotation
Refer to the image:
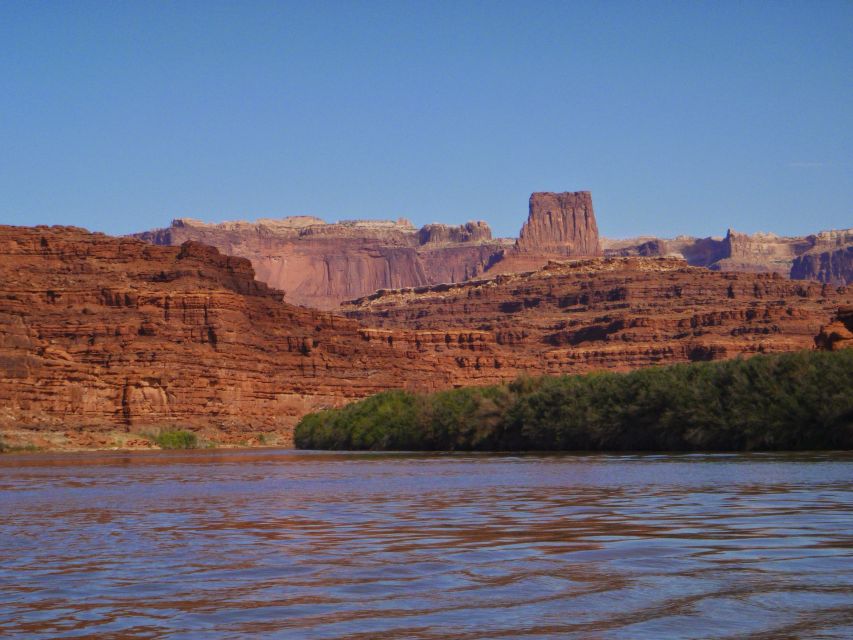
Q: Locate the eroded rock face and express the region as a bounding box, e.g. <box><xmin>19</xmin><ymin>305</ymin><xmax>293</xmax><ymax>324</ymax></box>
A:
<box><xmin>815</xmin><ymin>305</ymin><xmax>853</xmax><ymax>351</ymax></box>
<box><xmin>603</xmin><ymin>228</ymin><xmax>853</xmax><ymax>284</ymax></box>
<box><xmin>2</xmin><ymin>226</ymin><xmax>851</xmax><ymax>450</ymax></box>
<box><xmin>345</xmin><ymin>256</ymin><xmax>852</xmax><ymax>374</ymax></box>
<box><xmin>134</xmin><ymin>192</ymin><xmax>605</xmax><ymax>309</ymax></box>
<box><xmin>136</xmin><ymin>192</ymin><xmax>851</xmax><ymax>311</ymax></box>
<box><xmin>0</xmin><ymin>226</ymin><xmax>512</xmax><ymax>449</ymax></box>
<box><xmin>516</xmin><ymin>192</ymin><xmax>601</xmax><ymax>256</ymax></box>
<box><xmin>792</xmin><ymin>246</ymin><xmax>853</xmax><ymax>286</ymax></box>
<box><xmin>136</xmin><ymin>217</ymin><xmax>507</xmax><ymax>309</ymax></box>
<box><xmin>482</xmin><ymin>191</ymin><xmax>602</xmax><ymax>275</ymax></box>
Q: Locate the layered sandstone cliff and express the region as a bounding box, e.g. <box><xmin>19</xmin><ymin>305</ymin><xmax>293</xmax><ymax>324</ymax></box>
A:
<box><xmin>136</xmin><ymin>217</ymin><xmax>508</xmax><ymax>309</ymax></box>
<box><xmin>345</xmin><ymin>257</ymin><xmax>851</xmax><ymax>373</ymax></box>
<box><xmin>2</xmin><ymin>225</ymin><xmax>851</xmax><ymax>450</ymax></box>
<box><xmin>136</xmin><ymin>191</ymin><xmax>849</xmax><ymax>312</ymax></box>
<box><xmin>603</xmin><ymin>228</ymin><xmax>853</xmax><ymax>284</ymax></box>
<box><xmin>0</xmin><ymin>226</ymin><xmax>514</xmax><ymax>449</ymax></box>
<box><xmin>791</xmin><ymin>238</ymin><xmax>853</xmax><ymax>286</ymax></box>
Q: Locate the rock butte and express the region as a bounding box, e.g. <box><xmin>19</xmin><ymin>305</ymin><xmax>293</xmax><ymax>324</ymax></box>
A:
<box><xmin>1</xmin><ymin>224</ymin><xmax>850</xmax><ymax>450</ymax></box>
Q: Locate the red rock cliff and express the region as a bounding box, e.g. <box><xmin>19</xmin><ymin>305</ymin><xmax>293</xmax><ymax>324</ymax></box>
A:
<box><xmin>2</xmin><ymin>226</ymin><xmax>851</xmax><ymax>450</ymax></box>
<box><xmin>136</xmin><ymin>217</ymin><xmax>507</xmax><ymax>310</ymax></box>
<box><xmin>791</xmin><ymin>236</ymin><xmax>853</xmax><ymax>286</ymax></box>
<box><xmin>346</xmin><ymin>256</ymin><xmax>852</xmax><ymax>373</ymax></box>
<box><xmin>0</xmin><ymin>226</ymin><xmax>513</xmax><ymax>449</ymax></box>
<box><xmin>134</xmin><ymin>192</ymin><xmax>608</xmax><ymax>308</ymax></box>
<box><xmin>485</xmin><ymin>192</ymin><xmax>602</xmax><ymax>275</ymax></box>
<box><xmin>815</xmin><ymin>305</ymin><xmax>853</xmax><ymax>351</ymax></box>
<box><xmin>603</xmin><ymin>228</ymin><xmax>853</xmax><ymax>285</ymax></box>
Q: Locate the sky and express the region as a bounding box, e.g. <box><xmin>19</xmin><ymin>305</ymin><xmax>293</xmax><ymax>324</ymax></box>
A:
<box><xmin>0</xmin><ymin>1</ymin><xmax>850</xmax><ymax>239</ymax></box>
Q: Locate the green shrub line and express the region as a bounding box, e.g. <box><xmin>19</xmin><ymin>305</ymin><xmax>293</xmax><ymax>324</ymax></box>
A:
<box><xmin>295</xmin><ymin>350</ymin><xmax>853</xmax><ymax>452</ymax></box>
<box><xmin>147</xmin><ymin>429</ymin><xmax>198</xmax><ymax>450</ymax></box>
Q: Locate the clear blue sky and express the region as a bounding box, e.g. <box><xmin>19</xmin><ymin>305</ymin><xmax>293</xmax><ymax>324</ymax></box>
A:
<box><xmin>1</xmin><ymin>1</ymin><xmax>850</xmax><ymax>239</ymax></box>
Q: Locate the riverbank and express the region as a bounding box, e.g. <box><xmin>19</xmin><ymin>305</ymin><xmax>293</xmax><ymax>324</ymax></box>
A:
<box><xmin>0</xmin><ymin>427</ymin><xmax>287</xmax><ymax>454</ymax></box>
<box><xmin>295</xmin><ymin>349</ymin><xmax>853</xmax><ymax>451</ymax></box>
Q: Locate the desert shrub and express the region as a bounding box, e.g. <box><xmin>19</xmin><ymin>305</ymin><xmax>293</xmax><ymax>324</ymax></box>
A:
<box><xmin>152</xmin><ymin>429</ymin><xmax>198</xmax><ymax>449</ymax></box>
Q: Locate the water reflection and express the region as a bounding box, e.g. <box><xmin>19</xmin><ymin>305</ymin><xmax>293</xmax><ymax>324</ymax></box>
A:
<box><xmin>1</xmin><ymin>451</ymin><xmax>852</xmax><ymax>638</ymax></box>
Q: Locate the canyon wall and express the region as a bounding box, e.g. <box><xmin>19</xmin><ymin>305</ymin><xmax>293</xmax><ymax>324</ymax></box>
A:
<box><xmin>791</xmin><ymin>244</ymin><xmax>853</xmax><ymax>286</ymax></box>
<box><xmin>603</xmin><ymin>228</ymin><xmax>853</xmax><ymax>285</ymax></box>
<box><xmin>135</xmin><ymin>191</ymin><xmax>606</xmax><ymax>308</ymax></box>
<box><xmin>0</xmin><ymin>226</ymin><xmax>514</xmax><ymax>449</ymax></box>
<box><xmin>138</xmin><ymin>194</ymin><xmax>848</xmax><ymax>312</ymax></box>
<box><xmin>345</xmin><ymin>256</ymin><xmax>851</xmax><ymax>374</ymax></box>
<box><xmin>136</xmin><ymin>217</ymin><xmax>508</xmax><ymax>309</ymax></box>
<box><xmin>2</xmin><ymin>225</ymin><xmax>850</xmax><ymax>449</ymax></box>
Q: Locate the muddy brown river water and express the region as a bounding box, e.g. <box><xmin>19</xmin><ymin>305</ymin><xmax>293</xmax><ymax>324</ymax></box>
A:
<box><xmin>1</xmin><ymin>450</ymin><xmax>852</xmax><ymax>638</ymax></box>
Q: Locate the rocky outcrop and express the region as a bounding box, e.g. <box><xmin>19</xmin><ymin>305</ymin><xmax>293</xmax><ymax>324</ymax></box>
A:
<box><xmin>418</xmin><ymin>221</ymin><xmax>492</xmax><ymax>245</ymax></box>
<box><xmin>516</xmin><ymin>192</ymin><xmax>601</xmax><ymax>256</ymax></box>
<box><xmin>792</xmin><ymin>245</ymin><xmax>853</xmax><ymax>286</ymax></box>
<box><xmin>0</xmin><ymin>226</ymin><xmax>514</xmax><ymax>449</ymax></box>
<box><xmin>815</xmin><ymin>306</ymin><xmax>853</xmax><ymax>351</ymax></box>
<box><xmin>483</xmin><ymin>191</ymin><xmax>602</xmax><ymax>275</ymax></box>
<box><xmin>711</xmin><ymin>230</ymin><xmax>811</xmax><ymax>275</ymax></box>
<box><xmin>136</xmin><ymin>191</ymin><xmax>851</xmax><ymax>311</ymax></box>
<box><xmin>345</xmin><ymin>256</ymin><xmax>852</xmax><ymax>374</ymax></box>
<box><xmin>603</xmin><ymin>228</ymin><xmax>853</xmax><ymax>285</ymax></box>
<box><xmin>136</xmin><ymin>217</ymin><xmax>507</xmax><ymax>309</ymax></box>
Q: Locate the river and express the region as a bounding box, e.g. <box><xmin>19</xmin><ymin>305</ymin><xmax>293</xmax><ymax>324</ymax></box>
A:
<box><xmin>1</xmin><ymin>450</ymin><xmax>852</xmax><ymax>638</ymax></box>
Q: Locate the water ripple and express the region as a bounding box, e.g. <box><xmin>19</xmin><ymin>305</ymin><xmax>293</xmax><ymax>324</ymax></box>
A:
<box><xmin>1</xmin><ymin>450</ymin><xmax>852</xmax><ymax>638</ymax></box>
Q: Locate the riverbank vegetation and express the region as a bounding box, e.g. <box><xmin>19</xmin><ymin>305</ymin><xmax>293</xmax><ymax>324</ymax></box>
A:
<box><xmin>148</xmin><ymin>429</ymin><xmax>198</xmax><ymax>449</ymax></box>
<box><xmin>295</xmin><ymin>350</ymin><xmax>853</xmax><ymax>451</ymax></box>
<box><xmin>0</xmin><ymin>437</ymin><xmax>41</xmax><ymax>454</ymax></box>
